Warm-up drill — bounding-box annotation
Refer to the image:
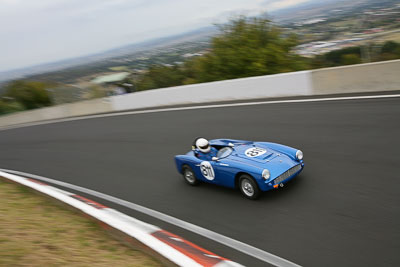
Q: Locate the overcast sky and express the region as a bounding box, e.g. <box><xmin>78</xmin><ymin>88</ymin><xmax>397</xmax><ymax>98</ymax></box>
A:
<box><xmin>0</xmin><ymin>0</ymin><xmax>312</xmax><ymax>72</ymax></box>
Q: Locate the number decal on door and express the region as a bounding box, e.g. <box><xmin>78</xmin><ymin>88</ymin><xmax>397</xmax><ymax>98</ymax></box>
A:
<box><xmin>200</xmin><ymin>161</ymin><xmax>215</xmax><ymax>180</ymax></box>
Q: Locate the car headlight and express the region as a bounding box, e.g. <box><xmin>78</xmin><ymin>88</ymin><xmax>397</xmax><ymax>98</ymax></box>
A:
<box><xmin>296</xmin><ymin>150</ymin><xmax>303</xmax><ymax>160</ymax></box>
<box><xmin>262</xmin><ymin>169</ymin><xmax>270</xmax><ymax>180</ymax></box>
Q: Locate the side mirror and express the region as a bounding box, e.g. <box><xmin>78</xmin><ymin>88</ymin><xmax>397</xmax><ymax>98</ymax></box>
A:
<box><xmin>211</xmin><ymin>157</ymin><xmax>219</xmax><ymax>161</ymax></box>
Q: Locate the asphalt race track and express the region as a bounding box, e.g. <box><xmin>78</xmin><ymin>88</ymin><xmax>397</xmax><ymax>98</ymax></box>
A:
<box><xmin>1</xmin><ymin>96</ymin><xmax>399</xmax><ymax>266</ymax></box>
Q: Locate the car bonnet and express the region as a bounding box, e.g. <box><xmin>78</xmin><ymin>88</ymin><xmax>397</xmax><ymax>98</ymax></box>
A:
<box><xmin>231</xmin><ymin>144</ymin><xmax>278</xmax><ymax>163</ymax></box>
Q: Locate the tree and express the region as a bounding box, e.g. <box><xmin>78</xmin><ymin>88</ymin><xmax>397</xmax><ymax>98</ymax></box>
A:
<box><xmin>379</xmin><ymin>41</ymin><xmax>400</xmax><ymax>61</ymax></box>
<box><xmin>311</xmin><ymin>47</ymin><xmax>362</xmax><ymax>68</ymax></box>
<box><xmin>4</xmin><ymin>80</ymin><xmax>53</xmax><ymax>110</ymax></box>
<box><xmin>192</xmin><ymin>16</ymin><xmax>308</xmax><ymax>82</ymax></box>
<box><xmin>0</xmin><ymin>99</ymin><xmax>24</xmax><ymax>115</ymax></box>
<box><xmin>135</xmin><ymin>65</ymin><xmax>185</xmax><ymax>91</ymax></box>
<box><xmin>341</xmin><ymin>54</ymin><xmax>361</xmax><ymax>65</ymax></box>
<box><xmin>381</xmin><ymin>41</ymin><xmax>400</xmax><ymax>54</ymax></box>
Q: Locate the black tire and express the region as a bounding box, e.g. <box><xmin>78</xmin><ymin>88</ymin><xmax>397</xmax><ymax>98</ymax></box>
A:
<box><xmin>182</xmin><ymin>165</ymin><xmax>199</xmax><ymax>186</ymax></box>
<box><xmin>239</xmin><ymin>175</ymin><xmax>260</xmax><ymax>200</ymax></box>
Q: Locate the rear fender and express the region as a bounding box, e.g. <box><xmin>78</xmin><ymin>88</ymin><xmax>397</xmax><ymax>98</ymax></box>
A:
<box><xmin>174</xmin><ymin>155</ymin><xmax>196</xmax><ymax>174</ymax></box>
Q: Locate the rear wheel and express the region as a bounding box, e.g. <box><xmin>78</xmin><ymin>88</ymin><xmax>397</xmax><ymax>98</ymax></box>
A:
<box><xmin>182</xmin><ymin>165</ymin><xmax>199</xmax><ymax>186</ymax></box>
<box><xmin>239</xmin><ymin>175</ymin><xmax>260</xmax><ymax>200</ymax></box>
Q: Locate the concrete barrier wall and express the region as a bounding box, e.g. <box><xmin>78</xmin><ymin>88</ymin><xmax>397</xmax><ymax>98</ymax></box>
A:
<box><xmin>110</xmin><ymin>70</ymin><xmax>312</xmax><ymax>111</ymax></box>
<box><xmin>311</xmin><ymin>59</ymin><xmax>400</xmax><ymax>95</ymax></box>
<box><xmin>61</xmin><ymin>98</ymin><xmax>113</xmax><ymax>117</ymax></box>
<box><xmin>0</xmin><ymin>98</ymin><xmax>113</xmax><ymax>127</ymax></box>
<box><xmin>0</xmin><ymin>59</ymin><xmax>399</xmax><ymax>128</ymax></box>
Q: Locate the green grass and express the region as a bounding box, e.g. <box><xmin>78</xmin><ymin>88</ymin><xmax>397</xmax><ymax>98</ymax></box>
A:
<box><xmin>0</xmin><ymin>179</ymin><xmax>162</xmax><ymax>267</ymax></box>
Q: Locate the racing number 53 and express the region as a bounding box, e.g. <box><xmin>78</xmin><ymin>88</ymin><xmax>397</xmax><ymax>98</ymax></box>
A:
<box><xmin>200</xmin><ymin>161</ymin><xmax>215</xmax><ymax>180</ymax></box>
<box><xmin>245</xmin><ymin>147</ymin><xmax>267</xmax><ymax>157</ymax></box>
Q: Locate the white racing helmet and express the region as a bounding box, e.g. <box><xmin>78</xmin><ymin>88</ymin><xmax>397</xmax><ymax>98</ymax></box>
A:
<box><xmin>196</xmin><ymin>138</ymin><xmax>211</xmax><ymax>153</ymax></box>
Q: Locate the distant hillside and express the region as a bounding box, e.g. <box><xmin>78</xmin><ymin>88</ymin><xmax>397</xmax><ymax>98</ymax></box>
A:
<box><xmin>0</xmin><ymin>26</ymin><xmax>217</xmax><ymax>84</ymax></box>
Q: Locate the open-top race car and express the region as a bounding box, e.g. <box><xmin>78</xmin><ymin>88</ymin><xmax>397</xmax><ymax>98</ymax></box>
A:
<box><xmin>174</xmin><ymin>138</ymin><xmax>304</xmax><ymax>199</ymax></box>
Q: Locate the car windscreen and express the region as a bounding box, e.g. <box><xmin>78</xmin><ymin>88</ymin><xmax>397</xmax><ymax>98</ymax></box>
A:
<box><xmin>217</xmin><ymin>147</ymin><xmax>233</xmax><ymax>159</ymax></box>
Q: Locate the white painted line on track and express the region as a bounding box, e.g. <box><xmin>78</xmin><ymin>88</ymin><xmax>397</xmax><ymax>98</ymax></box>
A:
<box><xmin>0</xmin><ymin>168</ymin><xmax>301</xmax><ymax>267</ymax></box>
<box><xmin>1</xmin><ymin>93</ymin><xmax>400</xmax><ymax>131</ymax></box>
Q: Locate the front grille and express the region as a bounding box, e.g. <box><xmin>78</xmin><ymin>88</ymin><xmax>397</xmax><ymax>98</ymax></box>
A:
<box><xmin>274</xmin><ymin>164</ymin><xmax>302</xmax><ymax>185</ymax></box>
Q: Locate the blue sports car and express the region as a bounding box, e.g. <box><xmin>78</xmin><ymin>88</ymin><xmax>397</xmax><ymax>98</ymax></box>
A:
<box><xmin>174</xmin><ymin>138</ymin><xmax>304</xmax><ymax>199</ymax></box>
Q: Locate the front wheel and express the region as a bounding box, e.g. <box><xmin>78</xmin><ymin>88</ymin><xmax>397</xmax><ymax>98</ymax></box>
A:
<box><xmin>239</xmin><ymin>175</ymin><xmax>260</xmax><ymax>200</ymax></box>
<box><xmin>182</xmin><ymin>165</ymin><xmax>199</xmax><ymax>186</ymax></box>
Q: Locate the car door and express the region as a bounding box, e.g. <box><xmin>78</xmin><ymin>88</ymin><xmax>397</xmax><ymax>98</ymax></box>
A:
<box><xmin>194</xmin><ymin>158</ymin><xmax>234</xmax><ymax>187</ymax></box>
<box><xmin>212</xmin><ymin>159</ymin><xmax>235</xmax><ymax>188</ymax></box>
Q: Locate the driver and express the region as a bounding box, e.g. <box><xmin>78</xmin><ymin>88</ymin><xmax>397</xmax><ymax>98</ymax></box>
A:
<box><xmin>194</xmin><ymin>138</ymin><xmax>218</xmax><ymax>161</ymax></box>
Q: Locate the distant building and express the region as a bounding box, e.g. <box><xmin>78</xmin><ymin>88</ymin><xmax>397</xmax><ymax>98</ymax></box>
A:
<box><xmin>90</xmin><ymin>72</ymin><xmax>133</xmax><ymax>96</ymax></box>
<box><xmin>91</xmin><ymin>72</ymin><xmax>130</xmax><ymax>84</ymax></box>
